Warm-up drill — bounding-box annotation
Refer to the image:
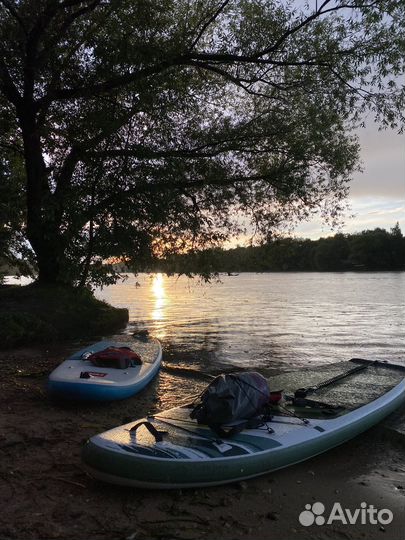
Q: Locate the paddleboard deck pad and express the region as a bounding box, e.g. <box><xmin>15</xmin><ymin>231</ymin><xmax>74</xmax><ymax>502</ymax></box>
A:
<box><xmin>82</xmin><ymin>359</ymin><xmax>405</xmax><ymax>488</ymax></box>
<box><xmin>48</xmin><ymin>336</ymin><xmax>161</xmax><ymax>401</ymax></box>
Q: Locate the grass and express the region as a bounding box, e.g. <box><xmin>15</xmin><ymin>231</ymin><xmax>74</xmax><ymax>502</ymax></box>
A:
<box><xmin>0</xmin><ymin>283</ymin><xmax>129</xmax><ymax>348</ymax></box>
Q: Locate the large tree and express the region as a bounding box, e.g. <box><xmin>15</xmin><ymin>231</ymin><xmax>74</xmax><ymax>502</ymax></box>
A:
<box><xmin>0</xmin><ymin>0</ymin><xmax>404</xmax><ymax>286</ymax></box>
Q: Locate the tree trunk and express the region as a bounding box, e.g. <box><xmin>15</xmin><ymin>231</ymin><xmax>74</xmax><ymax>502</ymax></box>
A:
<box><xmin>19</xmin><ymin>106</ymin><xmax>67</xmax><ymax>284</ymax></box>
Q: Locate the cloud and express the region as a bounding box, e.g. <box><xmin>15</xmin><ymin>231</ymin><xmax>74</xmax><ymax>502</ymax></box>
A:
<box><xmin>293</xmin><ymin>123</ymin><xmax>404</xmax><ymax>239</ymax></box>
<box><xmin>350</xmin><ymin>125</ymin><xmax>405</xmax><ymax>199</ymax></box>
<box><xmin>227</xmin><ymin>122</ymin><xmax>404</xmax><ymax>243</ymax></box>
<box><xmin>292</xmin><ymin>197</ymin><xmax>404</xmax><ymax>239</ymax></box>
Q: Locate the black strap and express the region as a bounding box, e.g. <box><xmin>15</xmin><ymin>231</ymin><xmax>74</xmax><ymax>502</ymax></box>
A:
<box><xmin>155</xmin><ymin>414</ymin><xmax>274</xmax><ymax>441</ymax></box>
<box><xmin>208</xmin><ymin>417</ymin><xmax>271</xmax><ymax>438</ymax></box>
<box><xmin>153</xmin><ymin>416</ymin><xmax>225</xmax><ymax>445</ymax></box>
<box><xmin>129</xmin><ymin>421</ymin><xmax>167</xmax><ymax>442</ymax></box>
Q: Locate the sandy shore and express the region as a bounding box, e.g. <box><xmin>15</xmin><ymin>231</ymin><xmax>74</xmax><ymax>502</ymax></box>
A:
<box><xmin>1</xmin><ymin>344</ymin><xmax>404</xmax><ymax>540</ymax></box>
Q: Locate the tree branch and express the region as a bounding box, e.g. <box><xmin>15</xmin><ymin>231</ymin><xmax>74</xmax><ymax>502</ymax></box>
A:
<box><xmin>254</xmin><ymin>1</ymin><xmax>382</xmax><ymax>59</ymax></box>
<box><xmin>36</xmin><ymin>0</ymin><xmax>369</xmax><ymax>108</ymax></box>
<box><xmin>86</xmin><ymin>135</ymin><xmax>285</xmax><ymax>160</ymax></box>
<box><xmin>189</xmin><ymin>0</ymin><xmax>230</xmax><ymax>50</ymax></box>
<box><xmin>188</xmin><ymin>51</ymin><xmax>331</xmax><ymax>67</ymax></box>
<box><xmin>254</xmin><ymin>0</ymin><xmax>335</xmax><ymax>59</ymax></box>
<box><xmin>57</xmin><ymin>0</ymin><xmax>103</xmax><ymax>35</ymax></box>
<box><xmin>39</xmin><ymin>58</ymin><xmax>182</xmax><ymax>102</ymax></box>
<box><xmin>54</xmin><ymin>147</ymin><xmax>81</xmax><ymax>201</ymax></box>
<box><xmin>23</xmin><ymin>3</ymin><xmax>62</xmax><ymax>100</ymax></box>
<box><xmin>187</xmin><ymin>59</ymin><xmax>293</xmax><ymax>98</ymax></box>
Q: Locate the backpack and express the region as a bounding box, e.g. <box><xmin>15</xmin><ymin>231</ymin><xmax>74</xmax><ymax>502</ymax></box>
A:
<box><xmin>190</xmin><ymin>372</ymin><xmax>270</xmax><ymax>436</ymax></box>
<box><xmin>88</xmin><ymin>347</ymin><xmax>142</xmax><ymax>369</ymax></box>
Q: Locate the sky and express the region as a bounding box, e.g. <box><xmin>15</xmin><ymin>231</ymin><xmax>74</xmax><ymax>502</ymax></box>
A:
<box><xmin>286</xmin><ymin>0</ymin><xmax>405</xmax><ymax>240</ymax></box>
<box><xmin>293</xmin><ymin>124</ymin><xmax>405</xmax><ymax>239</ymax></box>
<box><xmin>290</xmin><ymin>0</ymin><xmax>405</xmax><ymax>239</ymax></box>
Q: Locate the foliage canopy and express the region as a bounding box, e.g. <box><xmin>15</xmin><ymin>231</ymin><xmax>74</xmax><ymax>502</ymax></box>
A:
<box><xmin>0</xmin><ymin>0</ymin><xmax>404</xmax><ymax>285</ymax></box>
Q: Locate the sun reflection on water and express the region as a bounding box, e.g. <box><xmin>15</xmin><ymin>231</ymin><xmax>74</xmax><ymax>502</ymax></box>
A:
<box><xmin>151</xmin><ymin>273</ymin><xmax>167</xmax><ymax>339</ymax></box>
<box><xmin>152</xmin><ymin>273</ymin><xmax>165</xmax><ymax>301</ymax></box>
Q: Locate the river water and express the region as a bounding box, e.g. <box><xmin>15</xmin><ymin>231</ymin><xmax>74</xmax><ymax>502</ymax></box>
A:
<box><xmin>7</xmin><ymin>271</ymin><xmax>404</xmax><ymax>408</ymax></box>
<box><xmin>96</xmin><ymin>272</ymin><xmax>405</xmax><ymax>379</ymax></box>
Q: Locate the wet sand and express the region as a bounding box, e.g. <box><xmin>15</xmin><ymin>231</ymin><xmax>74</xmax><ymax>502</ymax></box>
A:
<box><xmin>1</xmin><ymin>345</ymin><xmax>405</xmax><ymax>540</ymax></box>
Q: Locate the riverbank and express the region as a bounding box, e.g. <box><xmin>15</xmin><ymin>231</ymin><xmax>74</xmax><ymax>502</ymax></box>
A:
<box><xmin>0</xmin><ymin>284</ymin><xmax>128</xmax><ymax>348</ymax></box>
<box><xmin>1</xmin><ymin>344</ymin><xmax>404</xmax><ymax>540</ymax></box>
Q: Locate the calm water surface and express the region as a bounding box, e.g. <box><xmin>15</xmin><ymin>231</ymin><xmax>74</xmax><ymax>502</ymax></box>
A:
<box><xmin>96</xmin><ymin>272</ymin><xmax>405</xmax><ymax>377</ymax></box>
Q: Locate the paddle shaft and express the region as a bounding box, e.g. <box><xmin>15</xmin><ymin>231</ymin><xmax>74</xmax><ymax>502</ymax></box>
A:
<box><xmin>294</xmin><ymin>362</ymin><xmax>370</xmax><ymax>398</ymax></box>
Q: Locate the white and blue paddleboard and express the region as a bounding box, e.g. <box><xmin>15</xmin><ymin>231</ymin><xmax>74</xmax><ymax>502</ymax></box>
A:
<box><xmin>48</xmin><ymin>337</ymin><xmax>162</xmax><ymax>401</ymax></box>
<box><xmin>82</xmin><ymin>359</ymin><xmax>405</xmax><ymax>488</ymax></box>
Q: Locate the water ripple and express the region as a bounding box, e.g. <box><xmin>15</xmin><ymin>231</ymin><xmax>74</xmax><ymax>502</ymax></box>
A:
<box><xmin>96</xmin><ymin>272</ymin><xmax>405</xmax><ymax>372</ymax></box>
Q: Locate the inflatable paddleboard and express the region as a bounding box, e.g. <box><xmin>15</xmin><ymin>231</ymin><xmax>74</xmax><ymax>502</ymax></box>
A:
<box><xmin>82</xmin><ymin>358</ymin><xmax>405</xmax><ymax>487</ymax></box>
<box><xmin>48</xmin><ymin>337</ymin><xmax>162</xmax><ymax>401</ymax></box>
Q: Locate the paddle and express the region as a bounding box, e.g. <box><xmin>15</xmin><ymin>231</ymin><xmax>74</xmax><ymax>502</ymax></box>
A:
<box><xmin>294</xmin><ymin>362</ymin><xmax>370</xmax><ymax>399</ymax></box>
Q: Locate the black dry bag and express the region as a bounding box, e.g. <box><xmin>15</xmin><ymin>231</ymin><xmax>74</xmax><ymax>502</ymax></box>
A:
<box><xmin>190</xmin><ymin>372</ymin><xmax>270</xmax><ymax>435</ymax></box>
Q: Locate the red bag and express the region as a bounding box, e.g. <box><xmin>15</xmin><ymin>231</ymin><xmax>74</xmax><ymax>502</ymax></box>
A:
<box><xmin>88</xmin><ymin>347</ymin><xmax>142</xmax><ymax>369</ymax></box>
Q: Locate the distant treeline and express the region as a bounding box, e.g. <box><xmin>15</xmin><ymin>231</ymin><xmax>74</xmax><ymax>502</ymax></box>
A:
<box><xmin>157</xmin><ymin>225</ymin><xmax>405</xmax><ymax>274</ymax></box>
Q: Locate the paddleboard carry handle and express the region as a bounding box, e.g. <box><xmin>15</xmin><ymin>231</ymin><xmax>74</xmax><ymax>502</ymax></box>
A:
<box><xmin>129</xmin><ymin>421</ymin><xmax>167</xmax><ymax>442</ymax></box>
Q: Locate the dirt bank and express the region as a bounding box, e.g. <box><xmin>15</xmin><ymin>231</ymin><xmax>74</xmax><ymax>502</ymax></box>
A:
<box><xmin>0</xmin><ymin>284</ymin><xmax>128</xmax><ymax>348</ymax></box>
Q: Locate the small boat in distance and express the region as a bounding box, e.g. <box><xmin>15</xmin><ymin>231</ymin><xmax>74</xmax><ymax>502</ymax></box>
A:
<box><xmin>48</xmin><ymin>337</ymin><xmax>162</xmax><ymax>401</ymax></box>
<box><xmin>82</xmin><ymin>358</ymin><xmax>405</xmax><ymax>488</ymax></box>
